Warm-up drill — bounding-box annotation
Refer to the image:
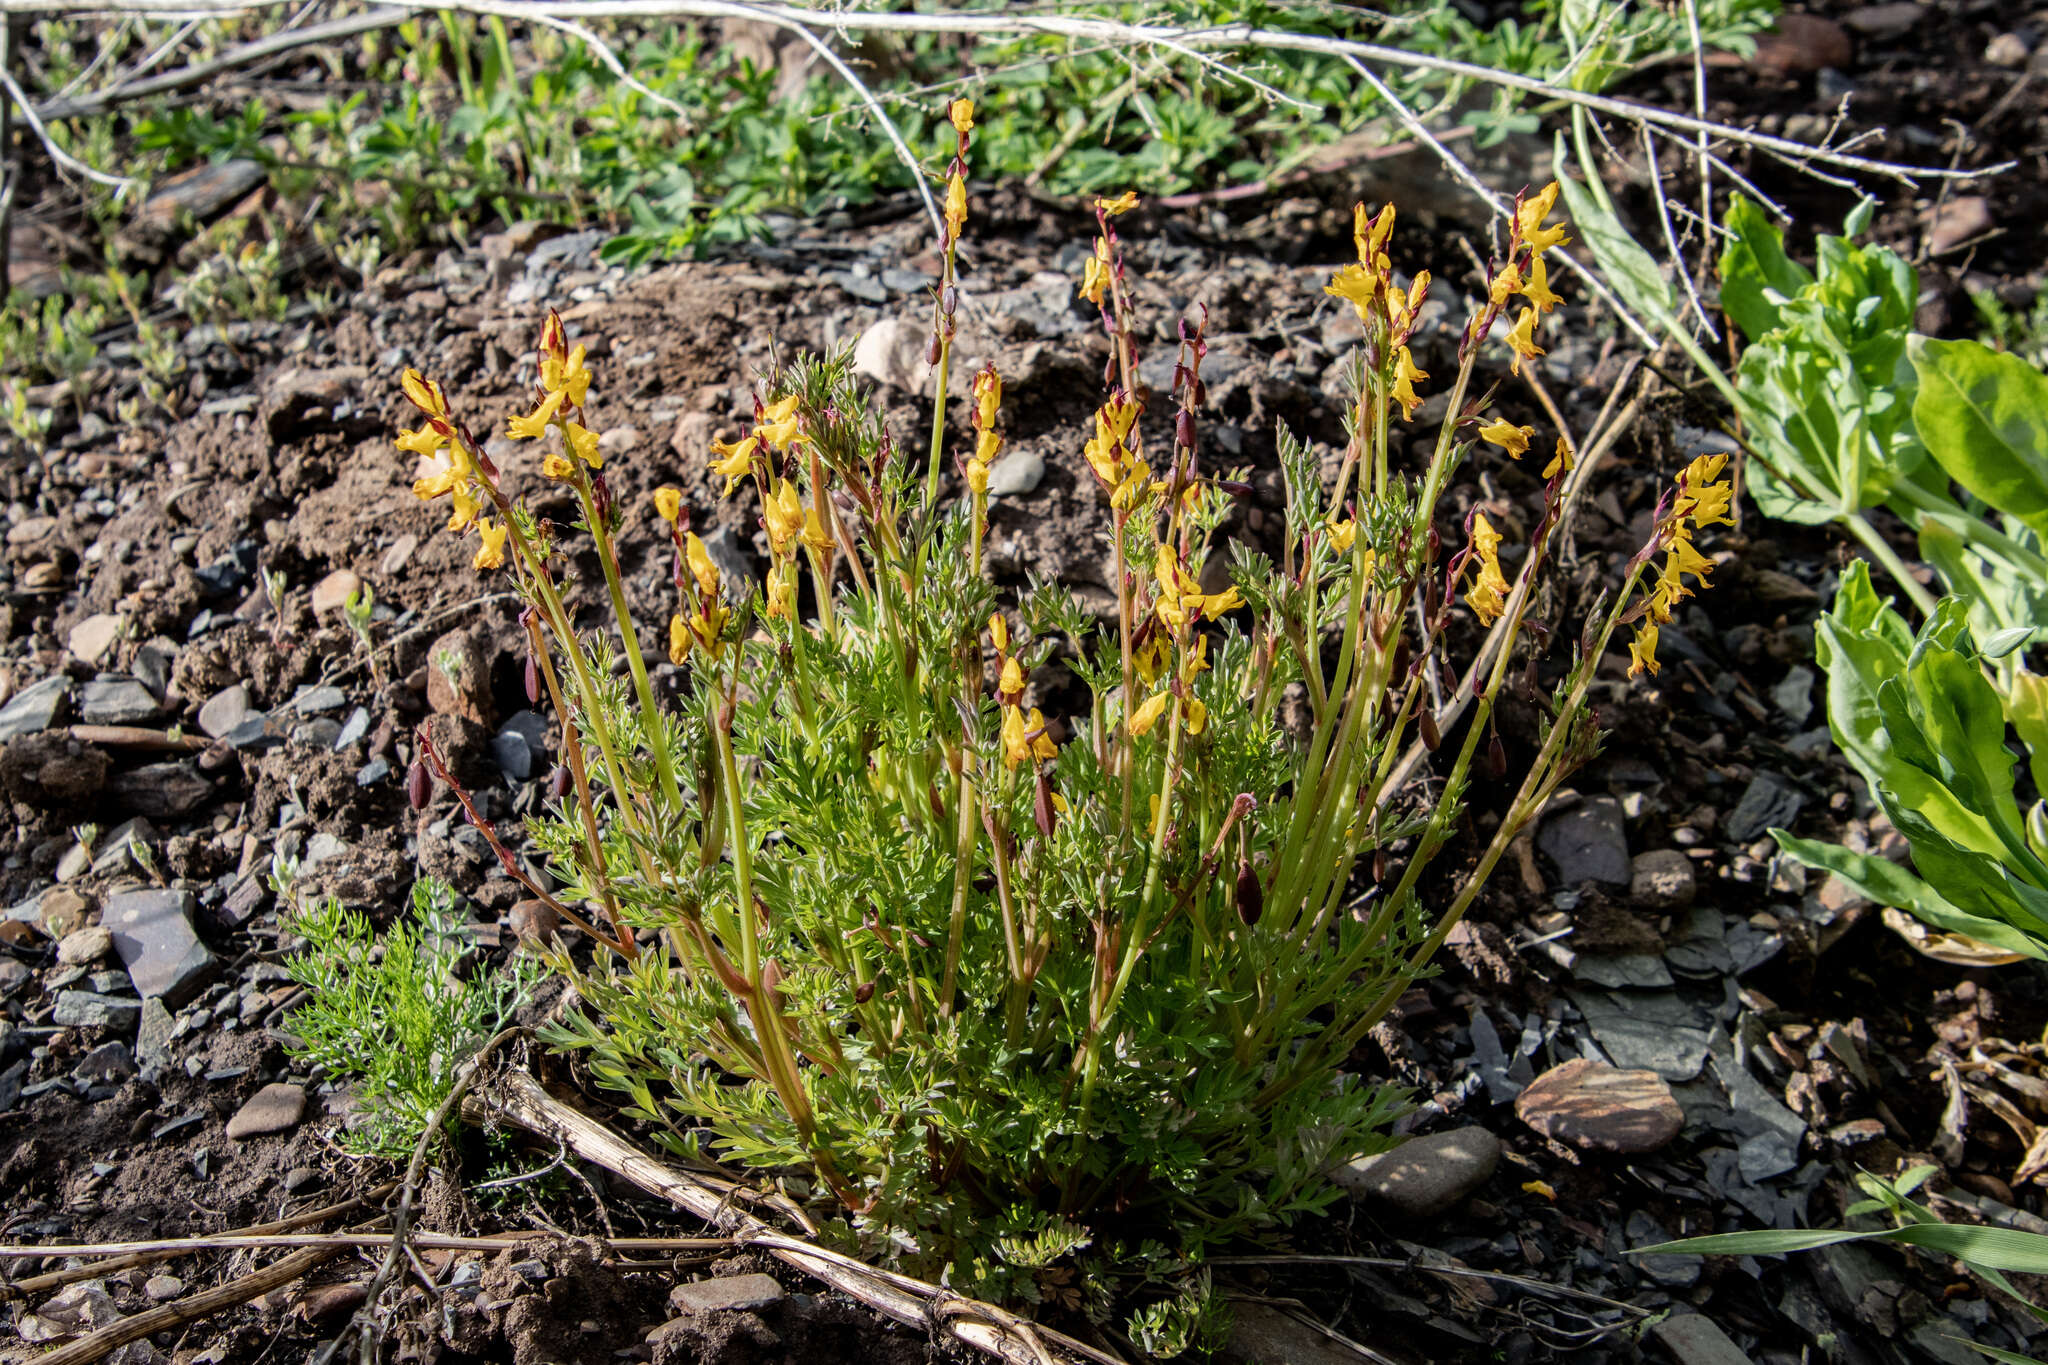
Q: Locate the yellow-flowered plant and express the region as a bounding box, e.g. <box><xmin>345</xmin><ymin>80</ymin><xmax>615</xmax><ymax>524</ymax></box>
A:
<box><xmin>387</xmin><ymin>132</ymin><xmax>1724</xmax><ymax>1318</ymax></box>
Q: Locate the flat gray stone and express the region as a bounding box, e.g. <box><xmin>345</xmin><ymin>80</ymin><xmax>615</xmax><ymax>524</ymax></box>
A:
<box><xmin>668</xmin><ymin>1273</ymin><xmax>785</xmax><ymax>1315</ymax></box>
<box><xmin>226</xmin><ymin>1082</ymin><xmax>307</xmax><ymax>1139</ymax></box>
<box><xmin>1571</xmin><ymin>990</ymin><xmax>1713</xmax><ymax>1081</ymax></box>
<box><xmin>1537</xmin><ymin>796</ymin><xmax>1631</xmax><ymax>886</ymax></box>
<box><xmin>302</xmin><ymin>832</ymin><xmax>348</xmax><ymax>869</ymax></box>
<box><xmin>102</xmin><ymin>888</ymin><xmax>215</xmax><ymax>1006</ymax></box>
<box><xmin>56</xmin><ymin>925</ymin><xmax>113</xmax><ymax>966</ymax></box>
<box><xmin>1724</xmin><ymin>772</ymin><xmax>1804</xmax><ymax>843</ymax></box>
<box><xmin>1332</xmin><ymin>1127</ymin><xmax>1501</xmax><ymax>1216</ymax></box>
<box><xmin>1649</xmin><ymin>1313</ymin><xmax>1757</xmax><ymax>1365</ymax></box>
<box><xmin>78</xmin><ymin>678</ymin><xmax>160</xmax><ymax>725</ymax></box>
<box><xmin>986</xmin><ymin>449</ymin><xmax>1045</xmax><ymax>497</ymax></box>
<box><xmin>0</xmin><ymin>675</ymin><xmax>69</xmax><ymax>738</ymax></box>
<box><xmin>291</xmin><ymin>685</ymin><xmax>347</xmax><ymax>715</ymax></box>
<box><xmin>198</xmin><ymin>684</ymin><xmax>255</xmax><ymax>739</ymax></box>
<box><xmin>53</xmin><ymin>990</ymin><xmax>143</xmax><ymax>1029</ymax></box>
<box><xmin>1574</xmin><ymin>954</ymin><xmax>1674</xmax><ymax>990</ymax></box>
<box><xmin>137</xmin><ymin>997</ymin><xmax>176</xmax><ymax>1073</ymax></box>
<box><xmin>68</xmin><ymin>613</ymin><xmax>123</xmax><ymax>665</ymax></box>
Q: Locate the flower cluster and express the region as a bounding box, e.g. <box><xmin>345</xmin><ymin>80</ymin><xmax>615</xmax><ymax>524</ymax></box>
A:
<box><xmin>662</xmin><ymin>499</ymin><xmax>731</xmax><ymax>666</ymax></box>
<box><xmin>965</xmin><ymin>364</ymin><xmax>1001</xmax><ymax>495</ymax></box>
<box><xmin>709</xmin><ymin>394</ymin><xmax>807</xmax><ymax>496</ymax></box>
<box><xmin>1324</xmin><ymin>203</ymin><xmax>1431</xmax><ymax>421</ymax></box>
<box><xmin>1080</xmin><ymin>394</ymin><xmax>1146</xmax><ymax>510</ymax></box>
<box><xmin>990</xmin><ymin>613</ymin><xmax>1056</xmax><ymax>769</ymax></box>
<box><xmin>1079</xmin><ymin>191</ymin><xmax>1139</xmax><ymax>309</ymax></box>
<box><xmin>509</xmin><ymin>312</ymin><xmax>602</xmax><ymax>479</ymax></box>
<box><xmin>1629</xmin><ymin>453</ymin><xmax>1734</xmax><ymax>677</ymax></box>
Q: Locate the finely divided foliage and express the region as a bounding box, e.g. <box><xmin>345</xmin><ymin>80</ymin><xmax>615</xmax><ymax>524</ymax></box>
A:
<box><xmin>387</xmin><ymin>106</ymin><xmax>1726</xmax><ymax>1307</ymax></box>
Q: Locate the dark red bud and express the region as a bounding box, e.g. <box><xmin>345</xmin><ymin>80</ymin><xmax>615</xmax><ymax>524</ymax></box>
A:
<box><xmin>1103</xmin><ymin>353</ymin><xmax>1118</xmax><ymax>387</ymax></box>
<box><xmin>1175</xmin><ymin>410</ymin><xmax>1195</xmax><ymax>451</ymax></box>
<box><xmin>1374</xmin><ymin>847</ymin><xmax>1388</xmax><ymax>883</ymax></box>
<box><xmin>1236</xmin><ymin>857</ymin><xmax>1263</xmax><ymax>926</ymax></box>
<box><xmin>1191</xmin><ymin>378</ymin><xmax>1207</xmax><ymax>408</ymax></box>
<box><xmin>941</xmin><ymin>286</ymin><xmax>957</xmax><ymax>315</ymax></box>
<box><xmin>1034</xmin><ymin>770</ymin><xmax>1057</xmax><ymax>839</ymax></box>
<box><xmin>525</xmin><ymin>653</ymin><xmax>541</xmax><ymax>705</ymax></box>
<box><xmin>1488</xmin><ymin>732</ymin><xmax>1507</xmax><ymax>778</ymax></box>
<box><xmin>548</xmin><ymin>765</ymin><xmax>572</xmax><ymax>802</ymax></box>
<box><xmin>855</xmin><ymin>980</ymin><xmax>877</xmax><ymax>1005</ymax></box>
<box><xmin>1419</xmin><ymin>707</ymin><xmax>1441</xmax><ymax>752</ymax></box>
<box><xmin>406</xmin><ymin>759</ymin><xmax>431</xmax><ymax>810</ymax></box>
<box><xmin>1426</xmin><ymin>526</ymin><xmax>1441</xmax><ymax>561</ymax></box>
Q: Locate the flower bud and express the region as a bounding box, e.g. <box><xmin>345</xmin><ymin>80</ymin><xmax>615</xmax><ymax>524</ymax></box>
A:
<box><xmin>525</xmin><ymin>652</ymin><xmax>541</xmax><ymax>705</ymax></box>
<box><xmin>854</xmin><ymin>980</ymin><xmax>877</xmax><ymax>1005</ymax></box>
<box><xmin>406</xmin><ymin>759</ymin><xmax>431</xmax><ymax>809</ymax></box>
<box><xmin>1488</xmin><ymin>731</ymin><xmax>1507</xmax><ymax>778</ymax></box>
<box><xmin>1034</xmin><ymin>769</ymin><xmax>1057</xmax><ymax>839</ymax></box>
<box><xmin>1235</xmin><ymin>857</ymin><xmax>1263</xmax><ymax>926</ymax></box>
<box><xmin>1175</xmin><ymin>409</ymin><xmax>1195</xmax><ymax>451</ymax></box>
<box><xmin>548</xmin><ymin>765</ymin><xmax>572</xmax><ymax>802</ymax></box>
<box><xmin>1419</xmin><ymin>706</ymin><xmax>1440</xmax><ymax>752</ymax></box>
<box><xmin>925</xmin><ymin>334</ymin><xmax>942</xmax><ymax>366</ymax></box>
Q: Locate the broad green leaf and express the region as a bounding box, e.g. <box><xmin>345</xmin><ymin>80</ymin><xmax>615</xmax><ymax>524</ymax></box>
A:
<box><xmin>1893</xmin><ymin>623</ymin><xmax>2016</xmax><ymax>821</ymax></box>
<box><xmin>1643</xmin><ymin>1220</ymin><xmax>2048</xmax><ymax>1273</ymax></box>
<box><xmin>1552</xmin><ymin>143</ymin><xmax>1675</xmax><ymax>328</ymax></box>
<box><xmin>1959</xmin><ymin>1342</ymin><xmax>2044</xmax><ymax>1365</ymax></box>
<box><xmin>2011</xmin><ymin>670</ymin><xmax>2048</xmax><ymax>795</ymax></box>
<box><xmin>1771</xmin><ymin>830</ymin><xmax>2048</xmax><ymax>960</ymax></box>
<box><xmin>1910</xmin><ymin>336</ymin><xmax>2048</xmax><ymax>539</ymax></box>
<box><xmin>1882</xmin><ymin>802</ymin><xmax>2048</xmax><ymax>939</ymax></box>
<box><xmin>1718</xmin><ymin>194</ymin><xmax>1810</xmax><ymax>342</ymax></box>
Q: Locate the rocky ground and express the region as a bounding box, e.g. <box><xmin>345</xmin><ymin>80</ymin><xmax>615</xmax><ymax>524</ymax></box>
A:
<box><xmin>5</xmin><ymin>1</ymin><xmax>2048</xmax><ymax>1362</ymax></box>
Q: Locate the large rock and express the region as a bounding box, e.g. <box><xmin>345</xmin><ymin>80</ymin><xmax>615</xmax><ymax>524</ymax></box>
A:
<box><xmin>198</xmin><ymin>683</ymin><xmax>256</xmax><ymax>739</ymax></box>
<box><xmin>1332</xmin><ymin>1126</ymin><xmax>1501</xmax><ymax>1216</ymax></box>
<box><xmin>1515</xmin><ymin>1058</ymin><xmax>1684</xmax><ymax>1154</ymax></box>
<box><xmin>851</xmin><ymin>316</ymin><xmax>930</xmax><ymax>394</ymax></box>
<box><xmin>1630</xmin><ymin>849</ymin><xmax>1697</xmax><ymax>910</ymax></box>
<box><xmin>1537</xmin><ymin>795</ymin><xmax>1631</xmax><ymax>886</ymax></box>
<box><xmin>102</xmin><ymin>888</ymin><xmax>216</xmax><ymax>1005</ymax></box>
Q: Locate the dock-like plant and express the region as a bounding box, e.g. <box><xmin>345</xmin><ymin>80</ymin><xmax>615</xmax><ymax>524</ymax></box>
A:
<box><xmin>387</xmin><ymin>106</ymin><xmax>1719</xmax><ymax>1305</ymax></box>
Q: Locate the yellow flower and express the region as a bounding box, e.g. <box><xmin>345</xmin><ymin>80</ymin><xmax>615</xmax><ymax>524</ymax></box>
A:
<box><xmin>1667</xmin><ymin>534</ymin><xmax>1716</xmax><ymax>587</ymax></box>
<box><xmin>411</xmin><ymin>446</ymin><xmax>467</xmax><ymax>502</ymax></box>
<box><xmin>445</xmin><ymin>481</ymin><xmax>481</xmax><ymax>533</ymax></box>
<box><xmin>1325</xmin><ymin>263</ymin><xmax>1379</xmax><ymax>319</ymax></box>
<box><xmin>541</xmin><ymin>342</ymin><xmax>590</xmax><ymax>408</ymax></box>
<box><xmin>974</xmin><ymin>428</ymin><xmax>1001</xmax><ymax>466</ymax></box>
<box><xmin>1628</xmin><ymin>622</ymin><xmax>1661</xmax><ymax>678</ymax></box>
<box><xmin>1179</xmin><ymin>634</ymin><xmax>1209</xmax><ymax>682</ymax></box>
<box><xmin>765</xmin><ymin>561</ymin><xmax>795</xmax><ymax>620</ymax></box>
<box><xmin>668</xmin><ymin>612</ymin><xmax>691</xmax><ymax>665</ymax></box>
<box><xmin>944</xmin><ymin>174</ymin><xmax>968</xmax><ymax>242</ymax></box>
<box><xmin>1110</xmin><ymin>460</ymin><xmax>1151</xmax><ymax>512</ymax></box>
<box><xmin>1464</xmin><ymin>512</ymin><xmax>1510</xmax><ymax>625</ymax></box>
<box><xmin>967</xmin><ymin>459</ymin><xmax>990</xmax><ymax>495</ymax></box>
<box><xmin>999</xmin><ymin>656</ymin><xmax>1024</xmax><ymax>698</ymax></box>
<box><xmin>557</xmin><ymin>421</ymin><xmax>598</xmax><ymax>469</ymax></box>
<box><xmin>401</xmin><ymin>369</ymin><xmax>450</xmax><ymax>420</ymax></box>
<box><xmin>1543</xmin><ymin>436</ymin><xmax>1574</xmax><ymax>479</ymax></box>
<box><xmin>1327</xmin><ymin>519</ymin><xmax>1357</xmax><ymax>552</ymax></box>
<box><xmin>1355</xmin><ymin>202</ymin><xmax>1395</xmax><ymax>265</ymax></box>
<box><xmin>1676</xmin><ymin>454</ymin><xmax>1735</xmax><ymax>529</ymax></box>
<box><xmin>1184</xmin><ymin>695</ymin><xmax>1209</xmax><ymax>737</ymax></box>
<box><xmin>1134</xmin><ymin>633</ymin><xmax>1169</xmax><ymax>687</ymax></box>
<box><xmin>1079</xmin><ymin>239</ymin><xmax>1111</xmax><ymax>306</ymax></box>
<box><xmin>1516</xmin><ymin>182</ymin><xmax>1569</xmax><ymax>256</ymax></box>
<box><xmin>1391</xmin><ymin>346</ymin><xmax>1428</xmax><ymax>421</ymax></box>
<box><xmin>1488</xmin><ymin>261</ymin><xmax>1524</xmax><ymax>307</ymax></box>
<box><xmin>542</xmin><ymin>453</ymin><xmax>575</xmax><ymax>481</ymax></box>
<box><xmin>1478</xmin><ymin>418</ymin><xmax>1533</xmax><ymax>458</ymax></box>
<box><xmin>684</xmin><ymin>532</ymin><xmax>721</xmax><ymax>601</ymax></box>
<box><xmin>396</xmin><ymin>425</ymin><xmax>447</xmax><ymax>457</ymax></box>
<box><xmin>758</xmin><ymin>395</ymin><xmax>806</xmax><ymax>452</ymax></box>
<box><xmin>1505</xmin><ymin>308</ymin><xmax>1545</xmax><ymax>376</ymax></box>
<box><xmin>949</xmin><ymin>98</ymin><xmax>975</xmax><ymax>134</ymax></box>
<box><xmin>508</xmin><ymin>387</ymin><xmax>566</xmax><ymax>440</ymax></box>
<box><xmin>1096</xmin><ymin>190</ymin><xmax>1140</xmax><ymax>217</ymax></box>
<box><xmin>988</xmin><ymin>613</ymin><xmax>1009</xmax><ymax>653</ymax></box>
<box><xmin>472</xmin><ymin>517</ymin><xmax>508</xmax><ymax>571</ymax></box>
<box><xmin>973</xmin><ymin>368</ymin><xmax>1001</xmax><ymax>429</ymax></box>
<box><xmin>801</xmin><ymin>501</ymin><xmax>834</xmax><ymax>553</ymax></box>
<box><xmin>764</xmin><ymin>479</ymin><xmax>803</xmax><ymax>556</ymax></box>
<box><xmin>654</xmin><ymin>487</ymin><xmax>683</xmax><ymax>523</ymax></box>
<box><xmin>1002</xmin><ymin>705</ymin><xmax>1057</xmax><ymax>767</ymax></box>
<box><xmin>709</xmin><ymin>434</ymin><xmax>758</xmax><ymax>496</ymax></box>
<box><xmin>1521</xmin><ymin>254</ymin><xmax>1563</xmax><ymax>314</ymax></box>
<box><xmin>1128</xmin><ymin>690</ymin><xmax>1170</xmax><ymax>738</ymax></box>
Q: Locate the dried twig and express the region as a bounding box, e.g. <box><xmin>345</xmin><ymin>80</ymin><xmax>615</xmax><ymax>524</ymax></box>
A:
<box><xmin>11</xmin><ymin>0</ymin><xmax>2011</xmax><ymax>193</ymax></box>
<box><xmin>481</xmin><ymin>1067</ymin><xmax>1125</xmax><ymax>1365</ymax></box>
<box><xmin>30</xmin><ymin>1243</ymin><xmax>344</xmax><ymax>1365</ymax></box>
<box><xmin>0</xmin><ymin>1181</ymin><xmax>398</xmax><ymax>1301</ymax></box>
<box><xmin>0</xmin><ymin>64</ymin><xmax>138</xmax><ymax>191</ymax></box>
<box><xmin>2</xmin><ymin>1231</ymin><xmax>735</xmax><ymax>1257</ymax></box>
